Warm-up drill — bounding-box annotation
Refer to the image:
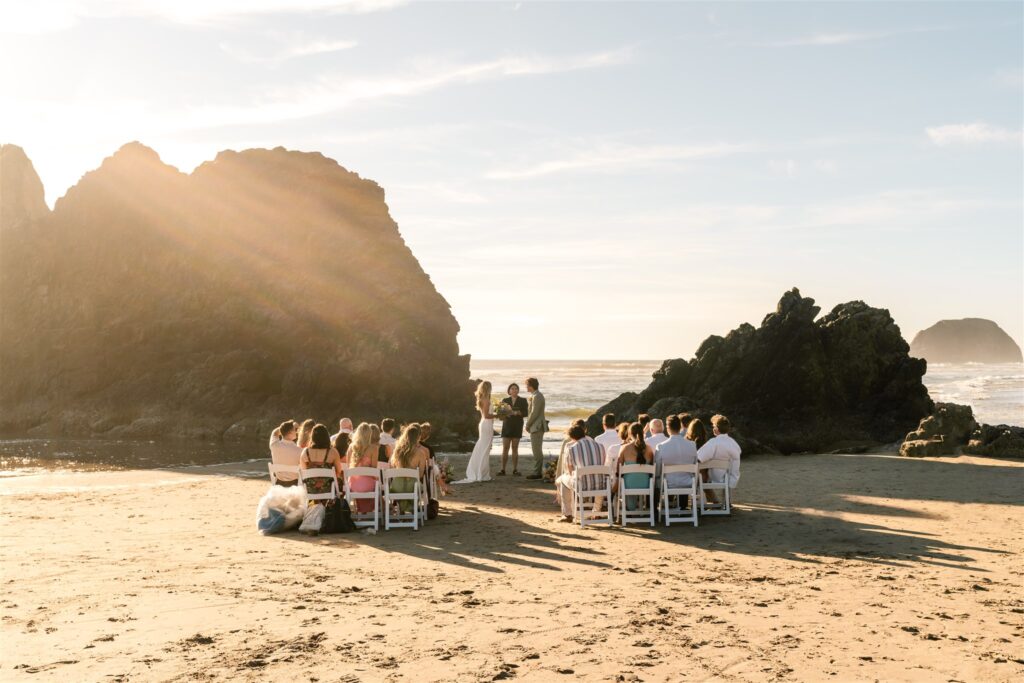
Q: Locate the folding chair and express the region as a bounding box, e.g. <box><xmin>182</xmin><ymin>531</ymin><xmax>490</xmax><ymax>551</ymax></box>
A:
<box><xmin>699</xmin><ymin>458</ymin><xmax>732</xmax><ymax>516</ymax></box>
<box><xmin>268</xmin><ymin>463</ymin><xmax>300</xmax><ymax>486</ymax></box>
<box><xmin>343</xmin><ymin>467</ymin><xmax>381</xmax><ymax>530</ymax></box>
<box><xmin>574</xmin><ymin>465</ymin><xmax>614</xmax><ymax>527</ymax></box>
<box><xmin>299</xmin><ymin>467</ymin><xmax>339</xmax><ymax>505</ymax></box>
<box><xmin>383</xmin><ymin>468</ymin><xmax>421</xmax><ymax>530</ymax></box>
<box><xmin>618</xmin><ymin>464</ymin><xmax>656</xmax><ymax>527</ymax></box>
<box><xmin>661</xmin><ymin>463</ymin><xmax>699</xmax><ymax>527</ymax></box>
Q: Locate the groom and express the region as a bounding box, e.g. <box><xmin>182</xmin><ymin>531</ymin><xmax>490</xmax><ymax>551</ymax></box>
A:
<box><xmin>524</xmin><ymin>377</ymin><xmax>546</xmax><ymax>479</ymax></box>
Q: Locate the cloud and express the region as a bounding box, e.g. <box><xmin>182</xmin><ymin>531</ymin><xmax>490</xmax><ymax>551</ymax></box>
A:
<box><xmin>0</xmin><ymin>0</ymin><xmax>406</xmax><ymax>34</ymax></box>
<box><xmin>484</xmin><ymin>141</ymin><xmax>746</xmax><ymax>180</ymax></box>
<box><xmin>219</xmin><ymin>36</ymin><xmax>359</xmax><ymax>64</ymax></box>
<box><xmin>179</xmin><ymin>47</ymin><xmax>634</xmax><ymax>128</ymax></box>
<box><xmin>926</xmin><ymin>122</ymin><xmax>1024</xmax><ymax>146</ymax></box>
<box><xmin>756</xmin><ymin>25</ymin><xmax>948</xmax><ymax>47</ymax></box>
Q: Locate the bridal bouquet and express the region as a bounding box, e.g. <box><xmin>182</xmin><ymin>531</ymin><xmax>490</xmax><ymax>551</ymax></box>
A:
<box><xmin>492</xmin><ymin>400</ymin><xmax>513</xmax><ymax>420</ymax></box>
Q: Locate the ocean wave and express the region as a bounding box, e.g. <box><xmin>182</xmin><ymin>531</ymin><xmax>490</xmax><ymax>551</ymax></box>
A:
<box><xmin>546</xmin><ymin>407</ymin><xmax>595</xmax><ymax>420</ymax></box>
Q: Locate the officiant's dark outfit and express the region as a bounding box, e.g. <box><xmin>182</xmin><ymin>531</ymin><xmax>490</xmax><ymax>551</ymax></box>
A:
<box><xmin>500</xmin><ymin>395</ymin><xmax>529</xmax><ymax>438</ymax></box>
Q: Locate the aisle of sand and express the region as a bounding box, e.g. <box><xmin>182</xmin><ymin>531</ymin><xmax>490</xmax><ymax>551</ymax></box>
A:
<box><xmin>1</xmin><ymin>453</ymin><xmax>1022</xmax><ymax>682</ymax></box>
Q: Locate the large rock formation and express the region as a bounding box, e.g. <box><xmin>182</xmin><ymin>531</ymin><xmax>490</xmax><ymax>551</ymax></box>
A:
<box><xmin>910</xmin><ymin>319</ymin><xmax>1023</xmax><ymax>364</ymax></box>
<box><xmin>587</xmin><ymin>289</ymin><xmax>933</xmax><ymax>453</ymax></box>
<box><xmin>0</xmin><ymin>143</ymin><xmax>476</xmax><ymax>442</ymax></box>
<box><xmin>900</xmin><ymin>402</ymin><xmax>1023</xmax><ymax>457</ymax></box>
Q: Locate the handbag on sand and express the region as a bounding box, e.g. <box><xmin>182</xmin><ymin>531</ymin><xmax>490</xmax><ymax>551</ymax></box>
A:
<box><xmin>299</xmin><ymin>504</ymin><xmax>325</xmax><ymax>535</ymax></box>
<box><xmin>322</xmin><ymin>497</ymin><xmax>356</xmax><ymax>534</ymax></box>
<box><xmin>427</xmin><ymin>498</ymin><xmax>439</xmax><ymax>520</ymax></box>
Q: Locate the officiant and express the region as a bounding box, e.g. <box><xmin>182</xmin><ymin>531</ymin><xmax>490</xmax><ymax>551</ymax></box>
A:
<box><xmin>498</xmin><ymin>382</ymin><xmax>529</xmax><ymax>476</ymax></box>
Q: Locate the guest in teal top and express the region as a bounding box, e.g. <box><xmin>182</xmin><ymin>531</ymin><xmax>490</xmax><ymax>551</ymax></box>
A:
<box><xmin>617</xmin><ymin>422</ymin><xmax>654</xmax><ymax>511</ymax></box>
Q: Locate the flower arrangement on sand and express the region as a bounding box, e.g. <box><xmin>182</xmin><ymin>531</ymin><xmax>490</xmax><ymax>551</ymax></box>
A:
<box><xmin>543</xmin><ymin>458</ymin><xmax>557</xmax><ymax>483</ymax></box>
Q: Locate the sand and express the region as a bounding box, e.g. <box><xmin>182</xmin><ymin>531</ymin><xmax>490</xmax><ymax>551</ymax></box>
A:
<box><xmin>1</xmin><ymin>452</ymin><xmax>1022</xmax><ymax>682</ymax></box>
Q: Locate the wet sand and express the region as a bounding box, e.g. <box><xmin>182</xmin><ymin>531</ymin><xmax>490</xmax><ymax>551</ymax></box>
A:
<box><xmin>1</xmin><ymin>453</ymin><xmax>1022</xmax><ymax>681</ymax></box>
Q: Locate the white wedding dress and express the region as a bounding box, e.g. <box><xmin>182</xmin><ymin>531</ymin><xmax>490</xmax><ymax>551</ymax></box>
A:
<box><xmin>455</xmin><ymin>416</ymin><xmax>493</xmax><ymax>483</ymax></box>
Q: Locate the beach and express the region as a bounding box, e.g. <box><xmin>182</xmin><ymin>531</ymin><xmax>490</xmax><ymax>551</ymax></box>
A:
<box><xmin>1</xmin><ymin>452</ymin><xmax>1022</xmax><ymax>682</ymax></box>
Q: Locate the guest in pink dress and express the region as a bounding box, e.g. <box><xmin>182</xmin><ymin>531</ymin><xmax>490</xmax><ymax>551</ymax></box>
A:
<box><xmin>347</xmin><ymin>423</ymin><xmax>379</xmax><ymax>513</ymax></box>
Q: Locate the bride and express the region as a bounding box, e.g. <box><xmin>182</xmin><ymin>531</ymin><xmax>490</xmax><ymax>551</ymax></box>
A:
<box><xmin>455</xmin><ymin>380</ymin><xmax>496</xmax><ymax>484</ymax></box>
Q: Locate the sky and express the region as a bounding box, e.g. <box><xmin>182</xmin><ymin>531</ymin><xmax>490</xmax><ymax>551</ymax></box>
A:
<box><xmin>1</xmin><ymin>0</ymin><xmax>1022</xmax><ymax>360</ymax></box>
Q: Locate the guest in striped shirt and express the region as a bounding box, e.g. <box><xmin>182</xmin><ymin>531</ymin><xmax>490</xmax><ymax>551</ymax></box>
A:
<box><xmin>555</xmin><ymin>422</ymin><xmax>606</xmax><ymax>522</ymax></box>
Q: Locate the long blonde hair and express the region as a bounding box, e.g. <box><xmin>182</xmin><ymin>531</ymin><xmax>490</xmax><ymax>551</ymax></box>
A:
<box><xmin>475</xmin><ymin>380</ymin><xmax>491</xmax><ymax>409</ymax></box>
<box><xmin>348</xmin><ymin>422</ymin><xmax>374</xmax><ymax>467</ymax></box>
<box><xmin>391</xmin><ymin>423</ymin><xmax>422</xmax><ymax>469</ymax></box>
<box><xmin>297</xmin><ymin>418</ymin><xmax>315</xmax><ymax>448</ymax></box>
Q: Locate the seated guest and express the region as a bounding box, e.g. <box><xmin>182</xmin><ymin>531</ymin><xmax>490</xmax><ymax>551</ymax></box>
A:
<box><xmin>687</xmin><ymin>418</ymin><xmax>709</xmax><ymax>450</ymax></box>
<box><xmin>654</xmin><ymin>415</ymin><xmax>698</xmax><ymax>508</ymax></box>
<box><xmin>331</xmin><ymin>417</ymin><xmax>354</xmax><ymax>443</ymax></box>
<box><xmin>370</xmin><ymin>424</ymin><xmax>388</xmax><ymax>463</ymax></box>
<box><xmin>297</xmin><ymin>418</ymin><xmax>316</xmax><ymax>449</ymax></box>
<box><xmin>269</xmin><ymin>419</ymin><xmax>301</xmax><ymax>486</ymax></box>
<box><xmin>554</xmin><ymin>418</ymin><xmax>587</xmax><ymax>483</ymax></box>
<box><xmin>697</xmin><ymin>414</ymin><xmax>742</xmax><ymax>503</ymax></box>
<box><xmin>646</xmin><ymin>418</ymin><xmax>668</xmax><ymax>454</ymax></box>
<box><xmin>594</xmin><ymin>413</ymin><xmax>620</xmax><ymax>453</ymax></box>
<box><xmin>347</xmin><ymin>423</ymin><xmax>379</xmax><ymax>513</ymax></box>
<box><xmin>380</xmin><ymin>418</ymin><xmax>398</xmax><ymax>458</ymax></box>
<box><xmin>617</xmin><ymin>422</ymin><xmax>654</xmax><ymax>511</ymax></box>
<box><xmin>332</xmin><ymin>431</ymin><xmax>352</xmax><ymax>464</ymax></box>
<box><xmin>299</xmin><ymin>424</ymin><xmax>343</xmax><ymax>498</ymax></box>
<box><xmin>389</xmin><ymin>423</ymin><xmax>429</xmax><ymax>514</ymax></box>
<box><xmin>419</xmin><ymin>422</ymin><xmax>442</xmax><ymax>498</ymax></box>
<box><xmin>555</xmin><ymin>422</ymin><xmax>605</xmax><ymax>522</ymax></box>
<box><xmin>678</xmin><ymin>413</ymin><xmax>694</xmax><ymax>431</ymax></box>
<box><xmin>638</xmin><ymin>413</ymin><xmax>651</xmax><ymax>438</ymax></box>
<box><xmin>593</xmin><ymin>421</ymin><xmax>629</xmax><ymax>512</ymax></box>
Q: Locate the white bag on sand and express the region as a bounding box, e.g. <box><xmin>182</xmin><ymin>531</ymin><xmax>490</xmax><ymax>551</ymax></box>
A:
<box><xmin>256</xmin><ymin>485</ymin><xmax>306</xmax><ymax>534</ymax></box>
<box><xmin>298</xmin><ymin>504</ymin><xmax>325</xmax><ymax>535</ymax></box>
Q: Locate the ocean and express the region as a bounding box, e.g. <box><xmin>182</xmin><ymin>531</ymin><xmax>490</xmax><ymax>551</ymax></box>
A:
<box><xmin>1</xmin><ymin>360</ymin><xmax>1020</xmax><ymax>474</ymax></box>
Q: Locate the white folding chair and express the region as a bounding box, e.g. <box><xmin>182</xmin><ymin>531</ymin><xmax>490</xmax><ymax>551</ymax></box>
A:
<box><xmin>383</xmin><ymin>468</ymin><xmax>421</xmax><ymax>530</ymax></box>
<box><xmin>661</xmin><ymin>463</ymin><xmax>699</xmax><ymax>527</ymax></box>
<box><xmin>699</xmin><ymin>458</ymin><xmax>732</xmax><ymax>516</ymax></box>
<box><xmin>618</xmin><ymin>464</ymin><xmax>656</xmax><ymax>527</ymax></box>
<box><xmin>574</xmin><ymin>465</ymin><xmax>614</xmax><ymax>527</ymax></box>
<box><xmin>343</xmin><ymin>467</ymin><xmax>381</xmax><ymax>530</ymax></box>
<box><xmin>299</xmin><ymin>467</ymin><xmax>339</xmax><ymax>505</ymax></box>
<box><xmin>268</xmin><ymin>463</ymin><xmax>300</xmax><ymax>486</ymax></box>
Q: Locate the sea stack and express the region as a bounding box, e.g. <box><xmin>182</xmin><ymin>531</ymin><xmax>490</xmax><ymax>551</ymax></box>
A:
<box><xmin>588</xmin><ymin>288</ymin><xmax>934</xmax><ymax>453</ymax></box>
<box><xmin>910</xmin><ymin>319</ymin><xmax>1023</xmax><ymax>364</ymax></box>
<box><xmin>0</xmin><ymin>143</ymin><xmax>475</xmax><ymax>441</ymax></box>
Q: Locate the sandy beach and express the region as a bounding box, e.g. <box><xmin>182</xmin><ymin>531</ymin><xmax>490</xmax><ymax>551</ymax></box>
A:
<box><xmin>1</xmin><ymin>452</ymin><xmax>1022</xmax><ymax>682</ymax></box>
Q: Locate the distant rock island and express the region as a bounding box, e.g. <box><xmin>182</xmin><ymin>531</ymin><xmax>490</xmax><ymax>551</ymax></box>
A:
<box><xmin>0</xmin><ymin>143</ymin><xmax>475</xmax><ymax>442</ymax></box>
<box><xmin>588</xmin><ymin>289</ymin><xmax>934</xmax><ymax>453</ymax></box>
<box><xmin>910</xmin><ymin>319</ymin><xmax>1023</xmax><ymax>364</ymax></box>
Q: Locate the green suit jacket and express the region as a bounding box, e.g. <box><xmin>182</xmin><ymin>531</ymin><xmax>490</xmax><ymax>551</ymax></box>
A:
<box><xmin>526</xmin><ymin>391</ymin><xmax>546</xmax><ymax>434</ymax></box>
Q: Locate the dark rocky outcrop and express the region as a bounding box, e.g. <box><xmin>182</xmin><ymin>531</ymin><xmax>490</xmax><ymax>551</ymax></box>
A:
<box><xmin>901</xmin><ymin>402</ymin><xmax>1023</xmax><ymax>457</ymax></box>
<box><xmin>910</xmin><ymin>319</ymin><xmax>1022</xmax><ymax>364</ymax></box>
<box><xmin>0</xmin><ymin>143</ymin><xmax>476</xmax><ymax>442</ymax></box>
<box><xmin>587</xmin><ymin>288</ymin><xmax>933</xmax><ymax>453</ymax></box>
<box><xmin>900</xmin><ymin>403</ymin><xmax>978</xmax><ymax>457</ymax></box>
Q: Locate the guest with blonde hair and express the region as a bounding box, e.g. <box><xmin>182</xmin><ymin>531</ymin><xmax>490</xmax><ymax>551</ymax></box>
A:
<box><xmin>389</xmin><ymin>423</ymin><xmax>429</xmax><ymax>513</ymax></box>
<box><xmin>297</xmin><ymin>418</ymin><xmax>316</xmax><ymax>449</ymax></box>
<box><xmin>347</xmin><ymin>422</ymin><xmax>378</xmax><ymax>513</ymax></box>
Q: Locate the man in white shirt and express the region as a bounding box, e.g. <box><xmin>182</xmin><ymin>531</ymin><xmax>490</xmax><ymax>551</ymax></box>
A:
<box><xmin>380</xmin><ymin>418</ymin><xmax>398</xmax><ymax>458</ymax></box>
<box><xmin>646</xmin><ymin>418</ymin><xmax>668</xmax><ymax>454</ymax></box>
<box><xmin>594</xmin><ymin>413</ymin><xmax>620</xmax><ymax>454</ymax></box>
<box><xmin>330</xmin><ymin>417</ymin><xmax>353</xmax><ymax>443</ymax></box>
<box><xmin>654</xmin><ymin>415</ymin><xmax>698</xmax><ymax>512</ymax></box>
<box><xmin>697</xmin><ymin>414</ymin><xmax>742</xmax><ymax>502</ymax></box>
<box><xmin>269</xmin><ymin>419</ymin><xmax>302</xmax><ymax>486</ymax></box>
